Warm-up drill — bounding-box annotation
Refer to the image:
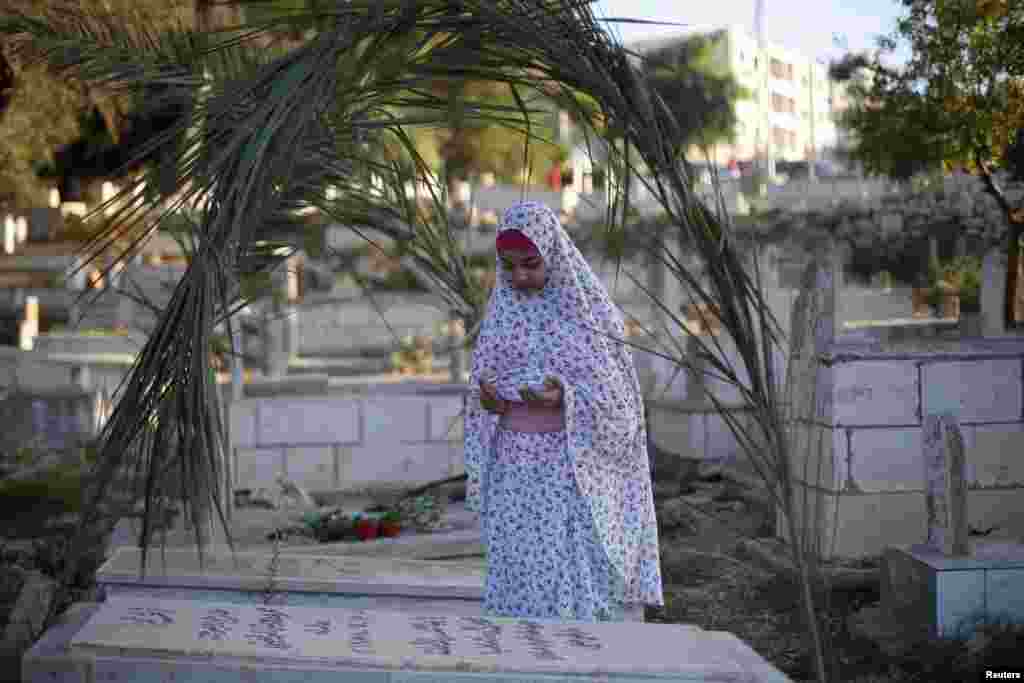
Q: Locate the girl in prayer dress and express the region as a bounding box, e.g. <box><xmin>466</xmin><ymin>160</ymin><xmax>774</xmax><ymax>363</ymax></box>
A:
<box><xmin>463</xmin><ymin>201</ymin><xmax>664</xmax><ymax>622</ymax></box>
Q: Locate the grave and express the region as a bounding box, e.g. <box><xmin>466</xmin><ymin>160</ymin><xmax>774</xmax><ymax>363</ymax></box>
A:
<box><xmin>776</xmin><ymin>246</ymin><xmax>1024</xmax><ymax>559</ymax></box>
<box><xmin>882</xmin><ymin>414</ymin><xmax>1024</xmax><ymax>639</ymax></box>
<box><xmin>24</xmin><ymin>597</ymin><xmax>793</xmax><ymax>682</ymax></box>
<box><xmin>97</xmin><ymin>547</ymin><xmax>485</xmax><ymax>616</ymax></box>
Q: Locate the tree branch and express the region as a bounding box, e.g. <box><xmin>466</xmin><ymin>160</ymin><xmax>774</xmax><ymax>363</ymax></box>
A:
<box><xmin>976</xmin><ymin>150</ymin><xmax>1024</xmax><ymax>330</ymax></box>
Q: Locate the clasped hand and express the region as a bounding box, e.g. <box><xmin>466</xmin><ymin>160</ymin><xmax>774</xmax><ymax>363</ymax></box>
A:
<box><xmin>479</xmin><ymin>377</ymin><xmax>563</xmax><ymax>415</ymax></box>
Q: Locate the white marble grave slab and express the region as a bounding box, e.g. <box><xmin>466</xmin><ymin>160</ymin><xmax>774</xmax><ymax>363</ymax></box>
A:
<box><xmin>59</xmin><ymin>598</ymin><xmax>791</xmax><ymax>682</ymax></box>
<box><xmin>98</xmin><ymin>548</ymin><xmax>484</xmax><ymax>600</ymax></box>
<box><xmin>832</xmin><ymin>361</ymin><xmax>919</xmax><ymax>426</ymax></box>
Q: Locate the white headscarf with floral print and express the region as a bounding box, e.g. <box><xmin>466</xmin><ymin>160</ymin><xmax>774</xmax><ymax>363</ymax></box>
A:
<box><xmin>464</xmin><ymin>201</ymin><xmax>663</xmax><ymax>608</ymax></box>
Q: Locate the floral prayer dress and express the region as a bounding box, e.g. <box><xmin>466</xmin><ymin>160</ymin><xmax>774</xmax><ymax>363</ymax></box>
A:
<box><xmin>464</xmin><ymin>202</ymin><xmax>664</xmax><ymax>622</ymax></box>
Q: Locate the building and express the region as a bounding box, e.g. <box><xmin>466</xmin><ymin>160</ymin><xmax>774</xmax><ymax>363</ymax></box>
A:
<box><xmin>627</xmin><ymin>25</ymin><xmax>857</xmax><ymax>169</ymax></box>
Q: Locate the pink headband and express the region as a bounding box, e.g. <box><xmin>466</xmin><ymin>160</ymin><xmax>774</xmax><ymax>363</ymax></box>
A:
<box><xmin>495</xmin><ymin>229</ymin><xmax>539</xmax><ymax>253</ymax></box>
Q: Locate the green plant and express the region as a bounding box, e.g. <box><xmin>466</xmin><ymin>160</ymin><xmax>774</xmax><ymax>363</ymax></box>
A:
<box><xmin>391</xmin><ymin>335</ymin><xmax>434</xmax><ymax>375</ymax></box>
<box><xmin>927</xmin><ymin>255</ymin><xmax>983</xmax><ymax>311</ymax></box>
<box><xmin>382</xmin><ymin>510</ymin><xmax>401</xmax><ymax>524</ymax></box>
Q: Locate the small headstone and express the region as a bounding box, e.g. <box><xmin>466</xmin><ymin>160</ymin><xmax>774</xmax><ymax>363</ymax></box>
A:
<box><xmin>785</xmin><ymin>252</ymin><xmax>836</xmax><ymax>427</ymax></box>
<box><xmin>922</xmin><ymin>413</ymin><xmax>969</xmax><ymax>556</ymax></box>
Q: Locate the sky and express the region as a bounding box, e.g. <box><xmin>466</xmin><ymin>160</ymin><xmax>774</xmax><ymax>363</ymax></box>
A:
<box><xmin>594</xmin><ymin>0</ymin><xmax>910</xmax><ymax>65</ymax></box>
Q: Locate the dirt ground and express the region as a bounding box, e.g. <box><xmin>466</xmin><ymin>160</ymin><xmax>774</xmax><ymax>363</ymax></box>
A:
<box><xmin>647</xmin><ymin>485</ymin><xmax>894</xmax><ymax>683</ymax></box>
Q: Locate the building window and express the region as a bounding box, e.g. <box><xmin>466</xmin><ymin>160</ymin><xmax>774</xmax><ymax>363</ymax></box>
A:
<box><xmin>771</xmin><ymin>93</ymin><xmax>796</xmax><ymax>114</ymax></box>
<box><xmin>770</xmin><ymin>58</ymin><xmax>794</xmax><ymax>81</ymax></box>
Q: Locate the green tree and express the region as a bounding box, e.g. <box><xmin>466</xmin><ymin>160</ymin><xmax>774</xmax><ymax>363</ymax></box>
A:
<box><xmin>833</xmin><ymin>0</ymin><xmax>1024</xmax><ymax>329</ymax></box>
<box><xmin>0</xmin><ymin>0</ymin><xmax>230</xmax><ymax>209</ymax></box>
<box><xmin>640</xmin><ymin>30</ymin><xmax>751</xmax><ymax>161</ymax></box>
<box><xmin>0</xmin><ymin>58</ymin><xmax>86</xmax><ymax>208</ymax></box>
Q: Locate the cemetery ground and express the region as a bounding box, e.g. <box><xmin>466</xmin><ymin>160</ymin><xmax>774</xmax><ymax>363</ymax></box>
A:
<box><xmin>2</xmin><ymin>448</ymin><xmax>1023</xmax><ymax>683</ymax></box>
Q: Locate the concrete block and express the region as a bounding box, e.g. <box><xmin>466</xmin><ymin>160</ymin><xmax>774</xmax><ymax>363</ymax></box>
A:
<box><xmin>284</xmin><ymin>446</ymin><xmax>335</xmax><ymax>491</ymax></box>
<box><xmin>234</xmin><ymin>448</ymin><xmax>283</xmax><ymax>491</ymax></box>
<box><xmin>230</xmin><ymin>402</ymin><xmax>258</xmax><ymax>449</ymax></box>
<box><xmin>346</xmin><ymin>443</ymin><xmax>455</xmax><ymax>489</ymax></box>
<box><xmin>428</xmin><ymin>396</ymin><xmax>464</xmax><ymax>442</ymax></box>
<box><xmin>986</xmin><ymin>569</ymin><xmax>1024</xmax><ymax>626</ymax></box>
<box><xmin>935</xmin><ymin>569</ymin><xmax>986</xmax><ymax>637</ymax></box>
<box><xmin>832</xmin><ymin>361</ymin><xmax>919</xmax><ymax>426</ymax></box>
<box><xmin>922</xmin><ymin>359</ymin><xmax>1022</xmax><ymax>423</ymax></box>
<box><xmin>257</xmin><ymin>398</ymin><xmax>360</xmax><ymax>445</ymax></box>
<box><xmin>363</xmin><ymin>397</ymin><xmax>429</xmax><ymax>443</ymax></box>
<box><xmin>968</xmin><ymin>424</ymin><xmax>1024</xmax><ymax>488</ymax></box>
<box><xmin>847</xmin><ymin>428</ymin><xmax>923</xmax><ymax>492</ymax></box>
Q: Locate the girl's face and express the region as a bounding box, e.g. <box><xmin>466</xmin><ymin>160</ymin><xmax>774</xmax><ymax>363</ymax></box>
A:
<box><xmin>499</xmin><ymin>248</ymin><xmax>547</xmax><ymax>294</ymax></box>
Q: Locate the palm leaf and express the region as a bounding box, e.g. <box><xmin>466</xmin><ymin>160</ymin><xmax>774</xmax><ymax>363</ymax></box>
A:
<box><xmin>12</xmin><ymin>5</ymin><xmax>835</xmax><ymax>677</ymax></box>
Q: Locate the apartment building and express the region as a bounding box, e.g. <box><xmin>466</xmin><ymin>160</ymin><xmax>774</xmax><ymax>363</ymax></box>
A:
<box><xmin>628</xmin><ymin>25</ymin><xmax>856</xmax><ymax>167</ymax></box>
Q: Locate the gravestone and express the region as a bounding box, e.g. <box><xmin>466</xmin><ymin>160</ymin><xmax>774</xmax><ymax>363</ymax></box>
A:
<box><xmin>777</xmin><ymin>249</ymin><xmax>840</xmax><ymax>551</ymax></box>
<box><xmin>24</xmin><ymin>597</ymin><xmax>793</xmax><ymax>682</ymax></box>
<box><xmin>880</xmin><ymin>413</ymin><xmax>1024</xmax><ymax>639</ymax></box>
<box><xmin>922</xmin><ymin>413</ymin><xmax>969</xmax><ymax>557</ymax></box>
<box><xmin>97</xmin><ymin>548</ymin><xmax>489</xmax><ymax>610</ymax></box>
<box><xmin>97</xmin><ymin>548</ymin><xmax>486</xmax><ymax>615</ymax></box>
<box><xmin>981</xmin><ymin>247</ymin><xmax>1004</xmax><ymax>336</ymax></box>
<box><xmin>784</xmin><ymin>250</ymin><xmax>836</xmax><ymax>449</ymax></box>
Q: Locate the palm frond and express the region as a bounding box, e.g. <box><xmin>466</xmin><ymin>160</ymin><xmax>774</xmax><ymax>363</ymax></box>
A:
<box><xmin>13</xmin><ymin>5</ymin><xmax>836</xmax><ymax>676</ymax></box>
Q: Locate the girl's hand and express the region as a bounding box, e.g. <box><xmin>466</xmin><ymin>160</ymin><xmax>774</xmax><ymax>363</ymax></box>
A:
<box><xmin>519</xmin><ymin>377</ymin><xmax>563</xmax><ymax>409</ymax></box>
<box><xmin>479</xmin><ymin>379</ymin><xmax>508</xmax><ymax>415</ymax></box>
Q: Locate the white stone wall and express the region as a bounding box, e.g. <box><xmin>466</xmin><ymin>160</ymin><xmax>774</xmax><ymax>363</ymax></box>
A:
<box><xmin>229</xmin><ymin>388</ymin><xmax>466</xmax><ymax>495</ymax></box>
<box><xmin>786</xmin><ymin>342</ymin><xmax>1024</xmax><ymax>558</ymax></box>
<box><xmin>823</xmin><ymin>349</ymin><xmax>1024</xmax><ymax>494</ymax></box>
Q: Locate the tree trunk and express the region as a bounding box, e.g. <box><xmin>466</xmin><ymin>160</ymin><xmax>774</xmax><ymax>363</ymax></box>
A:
<box><xmin>1005</xmin><ymin>216</ymin><xmax>1023</xmax><ymax>330</ymax></box>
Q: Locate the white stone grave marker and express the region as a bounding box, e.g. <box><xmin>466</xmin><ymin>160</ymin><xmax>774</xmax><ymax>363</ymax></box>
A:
<box><xmin>35</xmin><ymin>597</ymin><xmax>792</xmax><ymax>682</ymax></box>
<box><xmin>98</xmin><ymin>548</ymin><xmax>486</xmax><ymax>601</ymax></box>
<box><xmin>922</xmin><ymin>413</ymin><xmax>969</xmax><ymax>556</ymax></box>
